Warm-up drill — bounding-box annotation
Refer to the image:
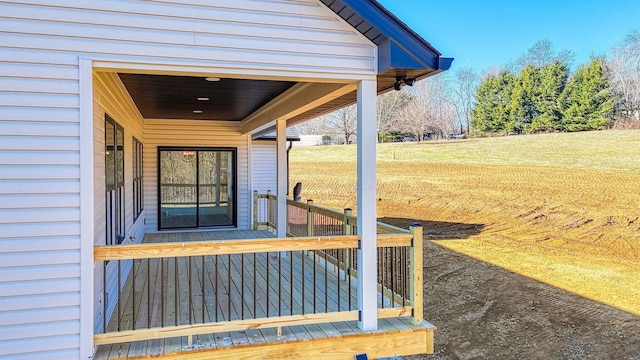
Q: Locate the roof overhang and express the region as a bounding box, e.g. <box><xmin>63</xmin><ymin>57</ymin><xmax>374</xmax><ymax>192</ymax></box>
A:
<box><xmin>320</xmin><ymin>0</ymin><xmax>453</xmax><ymax>79</ymax></box>
<box><xmin>114</xmin><ymin>0</ymin><xmax>453</xmax><ymax>133</ymax></box>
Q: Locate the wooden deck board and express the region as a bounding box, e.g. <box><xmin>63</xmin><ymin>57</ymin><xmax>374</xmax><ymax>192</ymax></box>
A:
<box><xmin>95</xmin><ymin>229</ymin><xmax>432</xmax><ymax>359</ymax></box>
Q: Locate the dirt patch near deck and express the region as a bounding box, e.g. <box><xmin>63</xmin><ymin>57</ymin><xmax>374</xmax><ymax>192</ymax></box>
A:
<box><xmin>383</xmin><ymin>217</ymin><xmax>640</xmax><ymax>360</ymax></box>
<box><xmin>290</xmin><ymin>149</ymin><xmax>640</xmax><ymax>358</ymax></box>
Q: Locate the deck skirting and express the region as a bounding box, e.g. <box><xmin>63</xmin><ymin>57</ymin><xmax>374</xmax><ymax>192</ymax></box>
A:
<box><xmin>100</xmin><ymin>318</ymin><xmax>436</xmax><ymax>360</ymax></box>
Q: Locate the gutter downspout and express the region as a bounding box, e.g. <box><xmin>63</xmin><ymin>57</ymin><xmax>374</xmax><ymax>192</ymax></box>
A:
<box><xmin>286</xmin><ymin>140</ymin><xmax>293</xmax><ymax>196</ymax></box>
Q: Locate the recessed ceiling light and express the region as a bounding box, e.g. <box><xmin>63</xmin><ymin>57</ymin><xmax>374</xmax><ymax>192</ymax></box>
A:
<box><xmin>205</xmin><ymin>77</ymin><xmax>220</xmax><ymax>82</ymax></box>
<box><xmin>197</xmin><ymin>97</ymin><xmax>210</xmax><ymax>101</ymax></box>
<box><xmin>193</xmin><ymin>110</ymin><xmax>203</xmax><ymax>114</ymax></box>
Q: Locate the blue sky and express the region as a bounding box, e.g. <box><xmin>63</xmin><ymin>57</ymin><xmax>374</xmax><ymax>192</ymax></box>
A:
<box><xmin>378</xmin><ymin>0</ymin><xmax>640</xmax><ymax>74</ymax></box>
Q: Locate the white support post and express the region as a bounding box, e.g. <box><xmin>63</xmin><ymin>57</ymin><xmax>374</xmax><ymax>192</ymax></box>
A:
<box><xmin>276</xmin><ymin>118</ymin><xmax>288</xmax><ymax>239</ymax></box>
<box><xmin>356</xmin><ymin>79</ymin><xmax>377</xmax><ymax>331</ymax></box>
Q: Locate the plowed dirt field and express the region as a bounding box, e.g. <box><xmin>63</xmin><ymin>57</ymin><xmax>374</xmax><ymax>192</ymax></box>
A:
<box><xmin>289</xmin><ymin>130</ymin><xmax>640</xmax><ymax>359</ymax></box>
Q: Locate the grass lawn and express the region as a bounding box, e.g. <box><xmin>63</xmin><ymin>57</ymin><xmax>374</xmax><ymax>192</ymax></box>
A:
<box><xmin>291</xmin><ymin>129</ymin><xmax>640</xmax><ymax>174</ymax></box>
<box><xmin>289</xmin><ymin>129</ymin><xmax>640</xmax><ymax>317</ymax></box>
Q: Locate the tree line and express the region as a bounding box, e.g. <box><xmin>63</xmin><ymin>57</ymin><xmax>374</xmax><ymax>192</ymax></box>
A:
<box><xmin>473</xmin><ymin>33</ymin><xmax>640</xmax><ymax>135</ymax></box>
<box><xmin>472</xmin><ymin>58</ymin><xmax>614</xmax><ymax>133</ymax></box>
<box><xmin>297</xmin><ymin>31</ymin><xmax>640</xmax><ymax>142</ymax></box>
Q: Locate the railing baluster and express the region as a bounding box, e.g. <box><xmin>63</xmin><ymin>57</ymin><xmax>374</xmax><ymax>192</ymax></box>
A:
<box><xmin>290</xmin><ymin>250</ymin><xmax>294</xmax><ymax>316</ymax></box>
<box><xmin>174</xmin><ymin>257</ymin><xmax>178</xmax><ymax>326</ymax></box>
<box><xmin>227</xmin><ymin>254</ymin><xmax>231</xmax><ymax>321</ymax></box>
<box><xmin>253</xmin><ymin>252</ymin><xmax>257</xmax><ymax>318</ymax></box>
<box><xmin>313</xmin><ymin>250</ymin><xmax>317</xmax><ymax>313</ymax></box>
<box><xmin>202</xmin><ymin>255</ymin><xmax>205</xmax><ymax>324</ymax></box>
<box><xmin>147</xmin><ymin>258</ymin><xmax>151</xmax><ymax>329</ymax></box>
<box><xmin>214</xmin><ymin>254</ymin><xmax>218</xmax><ymax>323</ymax></box>
<box><xmin>301</xmin><ymin>250</ymin><xmax>306</xmax><ymax>315</ymax></box>
<box><xmin>190</xmin><ymin>256</ymin><xmax>194</xmax><ymax>324</ymax></box>
<box><xmin>266</xmin><ymin>251</ymin><xmax>270</xmax><ymax>317</ymax></box>
<box><xmin>379</xmin><ymin>247</ymin><xmax>385</xmax><ymax>309</ymax></box>
<box><xmin>133</xmin><ymin>259</ymin><xmax>136</xmax><ymax>330</ymax></box>
<box><xmin>391</xmin><ymin>247</ymin><xmax>396</xmax><ymax>307</ymax></box>
<box><xmin>241</xmin><ymin>254</ymin><xmax>245</xmax><ymax>320</ymax></box>
<box><xmin>161</xmin><ymin>258</ymin><xmax>165</xmax><ymax>326</ymax></box>
<box><xmin>348</xmin><ymin>248</ymin><xmax>352</xmax><ymax>310</ymax></box>
<box><xmin>117</xmin><ymin>260</ymin><xmax>121</xmax><ymax>332</ymax></box>
<box><xmin>324</xmin><ymin>249</ymin><xmax>328</xmax><ymax>313</ymax></box>
<box><xmin>102</xmin><ymin>261</ymin><xmax>106</xmax><ymax>333</ymax></box>
<box><xmin>401</xmin><ymin>249</ymin><xmax>407</xmax><ymax>307</ymax></box>
<box><xmin>278</xmin><ymin>250</ymin><xmax>282</xmax><ymax>317</ymax></box>
<box><xmin>337</xmin><ymin>248</ymin><xmax>341</xmax><ymax>310</ymax></box>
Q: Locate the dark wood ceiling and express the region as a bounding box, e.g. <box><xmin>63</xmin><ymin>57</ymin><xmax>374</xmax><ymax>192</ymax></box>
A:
<box><xmin>118</xmin><ymin>74</ymin><xmax>296</xmax><ymax>121</ymax></box>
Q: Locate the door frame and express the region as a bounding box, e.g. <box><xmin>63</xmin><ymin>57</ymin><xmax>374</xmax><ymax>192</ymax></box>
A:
<box><xmin>157</xmin><ymin>146</ymin><xmax>238</xmax><ymax>230</ymax></box>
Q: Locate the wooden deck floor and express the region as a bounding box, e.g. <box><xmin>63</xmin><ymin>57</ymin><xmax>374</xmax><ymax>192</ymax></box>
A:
<box><xmin>94</xmin><ymin>230</ymin><xmax>435</xmax><ymax>359</ymax></box>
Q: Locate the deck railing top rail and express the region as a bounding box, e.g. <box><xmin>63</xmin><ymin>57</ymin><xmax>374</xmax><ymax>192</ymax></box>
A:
<box><xmin>95</xmin><ymin>235</ymin><xmax>360</xmax><ymax>261</ymax></box>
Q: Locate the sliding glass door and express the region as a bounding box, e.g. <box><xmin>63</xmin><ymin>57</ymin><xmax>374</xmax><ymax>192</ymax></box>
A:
<box><xmin>159</xmin><ymin>148</ymin><xmax>236</xmax><ymax>230</ymax></box>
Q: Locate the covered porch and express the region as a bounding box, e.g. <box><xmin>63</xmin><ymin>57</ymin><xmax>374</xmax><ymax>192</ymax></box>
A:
<box><xmin>85</xmin><ymin>2</ymin><xmax>452</xmax><ymax>358</ymax></box>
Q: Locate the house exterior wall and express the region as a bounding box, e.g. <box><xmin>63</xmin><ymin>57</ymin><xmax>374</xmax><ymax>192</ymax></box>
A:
<box><xmin>251</xmin><ymin>140</ymin><xmax>278</xmax><ymax>195</ymax></box>
<box><xmin>0</xmin><ymin>1</ymin><xmax>375</xmax><ymax>358</ymax></box>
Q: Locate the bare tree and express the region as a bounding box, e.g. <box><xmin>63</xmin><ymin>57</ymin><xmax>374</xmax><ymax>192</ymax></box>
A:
<box><xmin>397</xmin><ymin>95</ymin><xmax>430</xmax><ymax>141</ymax></box>
<box><xmin>326</xmin><ymin>105</ymin><xmax>357</xmax><ymax>144</ymax></box>
<box><xmin>376</xmin><ymin>90</ymin><xmax>411</xmax><ymax>142</ymax></box>
<box><xmin>396</xmin><ymin>75</ymin><xmax>454</xmax><ymax>141</ymax></box>
<box><xmin>295</xmin><ymin>115</ymin><xmax>330</xmax><ymax>135</ymax></box>
<box><xmin>513</xmin><ymin>39</ymin><xmax>576</xmax><ymax>73</ymax></box>
<box><xmin>451</xmin><ymin>67</ymin><xmax>479</xmax><ymax>134</ymax></box>
<box><xmin>607</xmin><ymin>30</ymin><xmax>640</xmax><ymax>125</ymax></box>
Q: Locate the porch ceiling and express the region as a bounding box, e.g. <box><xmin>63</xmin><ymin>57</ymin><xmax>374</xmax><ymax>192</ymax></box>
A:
<box><xmin>118</xmin><ymin>74</ymin><xmax>296</xmax><ymax>121</ymax></box>
<box><xmin>116</xmin><ymin>72</ymin><xmax>433</xmax><ymax>127</ymax></box>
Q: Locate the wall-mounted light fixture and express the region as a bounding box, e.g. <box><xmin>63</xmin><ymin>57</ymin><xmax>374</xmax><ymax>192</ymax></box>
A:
<box><xmin>393</xmin><ymin>76</ymin><xmax>416</xmax><ymax>91</ymax></box>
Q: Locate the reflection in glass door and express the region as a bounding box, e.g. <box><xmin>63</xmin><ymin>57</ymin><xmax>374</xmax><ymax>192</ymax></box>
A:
<box><xmin>159</xmin><ymin>148</ymin><xmax>236</xmax><ymax>229</ymax></box>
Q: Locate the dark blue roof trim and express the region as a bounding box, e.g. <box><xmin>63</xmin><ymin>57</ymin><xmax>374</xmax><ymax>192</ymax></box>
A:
<box><xmin>320</xmin><ymin>0</ymin><xmax>453</xmax><ymax>73</ymax></box>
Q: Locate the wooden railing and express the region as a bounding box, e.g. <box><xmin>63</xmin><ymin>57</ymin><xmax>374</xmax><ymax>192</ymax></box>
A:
<box><xmin>94</xmin><ymin>236</ymin><xmax>361</xmax><ymax>346</ymax></box>
<box><xmin>253</xmin><ymin>192</ymin><xmax>424</xmax><ymax>324</ymax></box>
<box><xmin>253</xmin><ymin>190</ymin><xmax>276</xmax><ymax>230</ymax></box>
<box><xmin>93</xmin><ymin>195</ymin><xmax>423</xmax><ymax>346</ymax></box>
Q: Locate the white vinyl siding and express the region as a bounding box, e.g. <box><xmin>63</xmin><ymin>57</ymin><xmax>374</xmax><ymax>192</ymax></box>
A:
<box><xmin>0</xmin><ymin>0</ymin><xmax>375</xmax><ymax>76</ymax></box>
<box><xmin>0</xmin><ymin>39</ymin><xmax>82</xmax><ymax>360</ymax></box>
<box><xmin>0</xmin><ymin>0</ymin><xmax>375</xmax><ymax>358</ymax></box>
<box><xmin>144</xmin><ymin>120</ymin><xmax>251</xmax><ymax>231</ymax></box>
<box><xmin>251</xmin><ymin>140</ymin><xmax>278</xmax><ymax>195</ymax></box>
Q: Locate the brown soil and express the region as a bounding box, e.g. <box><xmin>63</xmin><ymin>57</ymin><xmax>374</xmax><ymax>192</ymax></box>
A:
<box><xmin>290</xmin><ymin>160</ymin><xmax>640</xmax><ymax>359</ymax></box>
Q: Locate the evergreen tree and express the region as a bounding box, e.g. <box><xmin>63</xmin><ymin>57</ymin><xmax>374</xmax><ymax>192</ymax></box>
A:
<box><xmin>510</xmin><ymin>65</ymin><xmax>542</xmax><ymax>133</ymax></box>
<box><xmin>471</xmin><ymin>70</ymin><xmax>515</xmax><ymax>133</ymax></box>
<box><xmin>530</xmin><ymin>61</ymin><xmax>569</xmax><ymax>132</ymax></box>
<box><xmin>559</xmin><ymin>58</ymin><xmax>615</xmax><ymax>131</ymax></box>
